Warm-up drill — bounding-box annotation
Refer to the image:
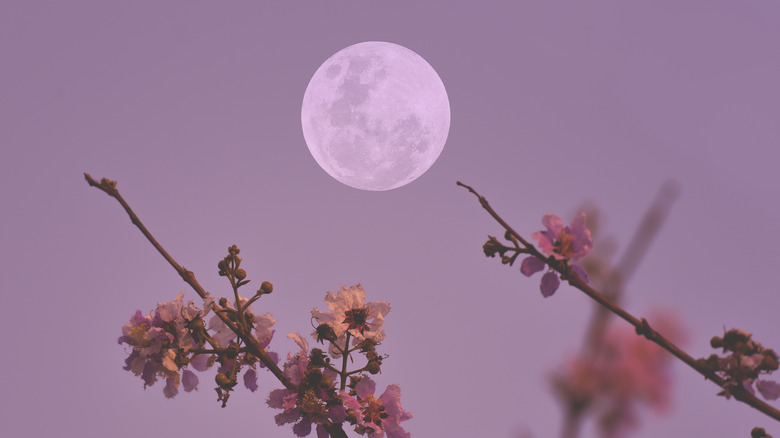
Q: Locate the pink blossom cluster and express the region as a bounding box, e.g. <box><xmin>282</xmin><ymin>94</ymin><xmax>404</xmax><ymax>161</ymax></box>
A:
<box><xmin>266</xmin><ymin>284</ymin><xmax>411</xmax><ymax>438</ymax></box>
<box><xmin>119</xmin><ymin>281</ymin><xmax>411</xmax><ymax>437</ymax></box>
<box><xmin>553</xmin><ymin>314</ymin><xmax>684</xmax><ymax>438</ymax></box>
<box><xmin>118</xmin><ymin>291</ymin><xmax>278</xmax><ymax>400</ymax></box>
<box><xmin>341</xmin><ymin>377</ymin><xmax>413</xmax><ymax>438</ymax></box>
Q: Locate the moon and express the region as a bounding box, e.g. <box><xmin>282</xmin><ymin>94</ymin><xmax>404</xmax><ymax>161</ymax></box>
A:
<box><xmin>301</xmin><ymin>41</ymin><xmax>451</xmax><ymax>191</ymax></box>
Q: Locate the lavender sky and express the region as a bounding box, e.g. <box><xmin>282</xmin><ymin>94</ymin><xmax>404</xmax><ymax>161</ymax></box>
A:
<box><xmin>2</xmin><ymin>1</ymin><xmax>779</xmax><ymax>437</ymax></box>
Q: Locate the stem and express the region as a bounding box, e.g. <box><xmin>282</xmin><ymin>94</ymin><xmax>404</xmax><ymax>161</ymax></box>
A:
<box><xmin>85</xmin><ymin>173</ymin><xmax>295</xmax><ymax>390</ymax></box>
<box><xmin>340</xmin><ymin>332</ymin><xmax>351</xmax><ymax>391</ymax></box>
<box><xmin>560</xmin><ymin>408</ymin><xmax>584</xmax><ymax>438</ymax></box>
<box><xmin>458</xmin><ymin>180</ymin><xmax>780</xmax><ymax>423</ymax></box>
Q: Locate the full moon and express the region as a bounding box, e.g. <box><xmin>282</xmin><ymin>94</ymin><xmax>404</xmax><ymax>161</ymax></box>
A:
<box><xmin>301</xmin><ymin>41</ymin><xmax>451</xmax><ymax>191</ymax></box>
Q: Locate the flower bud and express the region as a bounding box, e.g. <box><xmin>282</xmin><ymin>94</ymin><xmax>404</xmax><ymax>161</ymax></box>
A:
<box><xmin>366</xmin><ymin>359</ymin><xmax>381</xmax><ymax>375</ymax></box>
<box><xmin>235</xmin><ymin>269</ymin><xmax>247</xmax><ymax>281</ymax></box>
<box><xmin>761</xmin><ymin>350</ymin><xmax>779</xmax><ymax>371</ymax></box>
<box><xmin>483</xmin><ymin>236</ymin><xmax>505</xmax><ymax>258</ymax></box>
<box><xmin>315</xmin><ymin>323</ymin><xmax>338</xmax><ymax>343</ymax></box>
<box><xmin>710</xmin><ymin>336</ymin><xmax>723</xmax><ymax>349</ymax></box>
<box><xmin>215</xmin><ymin>372</ymin><xmax>236</xmax><ymax>388</ymax></box>
<box><xmin>260</xmin><ymin>281</ymin><xmax>273</xmax><ymax>294</ymax></box>
<box><xmin>310</xmin><ymin>348</ymin><xmax>328</xmax><ymax>367</ymax></box>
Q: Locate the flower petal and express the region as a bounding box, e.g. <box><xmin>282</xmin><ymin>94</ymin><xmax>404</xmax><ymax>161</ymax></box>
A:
<box><xmin>757</xmin><ymin>380</ymin><xmax>780</xmax><ymax>400</ymax></box>
<box><xmin>356</xmin><ymin>376</ymin><xmax>376</xmax><ymax>399</ymax></box>
<box><xmin>182</xmin><ymin>369</ymin><xmax>199</xmax><ymax>392</ymax></box>
<box><xmin>244</xmin><ymin>368</ymin><xmax>258</xmax><ymax>392</ymax></box>
<box><xmin>540</xmin><ymin>272</ymin><xmax>560</xmax><ymax>297</ymax></box>
<box><xmin>520</xmin><ymin>256</ymin><xmax>545</xmax><ymax>277</ymax></box>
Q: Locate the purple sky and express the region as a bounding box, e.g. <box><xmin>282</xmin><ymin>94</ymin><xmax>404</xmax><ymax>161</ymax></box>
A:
<box><xmin>2</xmin><ymin>1</ymin><xmax>779</xmax><ymax>437</ymax></box>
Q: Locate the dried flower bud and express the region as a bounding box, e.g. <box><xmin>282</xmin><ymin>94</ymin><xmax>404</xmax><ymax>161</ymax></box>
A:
<box><xmin>761</xmin><ymin>350</ymin><xmax>779</xmax><ymax>371</ymax></box>
<box><xmin>260</xmin><ymin>281</ymin><xmax>273</xmax><ymax>294</ymax></box>
<box><xmin>751</xmin><ymin>427</ymin><xmax>772</xmax><ymax>438</ymax></box>
<box><xmin>483</xmin><ymin>236</ymin><xmax>505</xmax><ymax>258</ymax></box>
<box><xmin>315</xmin><ymin>323</ymin><xmax>338</xmax><ymax>343</ymax></box>
<box><xmin>710</xmin><ymin>336</ymin><xmax>723</xmax><ymax>349</ymax></box>
<box><xmin>310</xmin><ymin>348</ymin><xmax>328</xmax><ymax>367</ymax></box>
<box><xmin>366</xmin><ymin>359</ymin><xmax>381</xmax><ymax>374</ymax></box>
<box><xmin>234</xmin><ymin>269</ymin><xmax>247</xmax><ymax>281</ymax></box>
<box><xmin>215</xmin><ymin>372</ymin><xmax>236</xmax><ymax>388</ymax></box>
<box><xmin>723</xmin><ymin>329</ymin><xmax>751</xmax><ymax>351</ymax></box>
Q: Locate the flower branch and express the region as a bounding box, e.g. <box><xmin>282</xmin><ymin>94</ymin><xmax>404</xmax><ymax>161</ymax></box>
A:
<box><xmin>85</xmin><ymin>173</ymin><xmax>293</xmax><ymax>390</ymax></box>
<box><xmin>457</xmin><ymin>181</ymin><xmax>780</xmax><ymax>424</ymax></box>
<box><xmin>86</xmin><ymin>173</ymin><xmax>411</xmax><ymax>437</ymax></box>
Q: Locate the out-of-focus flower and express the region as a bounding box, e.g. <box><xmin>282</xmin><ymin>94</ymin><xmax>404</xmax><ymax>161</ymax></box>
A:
<box><xmin>520</xmin><ymin>213</ymin><xmax>592</xmax><ymax>297</ymax></box>
<box><xmin>553</xmin><ymin>312</ymin><xmax>684</xmax><ymax>438</ymax></box>
<box><xmin>311</xmin><ymin>284</ymin><xmax>390</xmax><ymax>358</ymax></box>
<box><xmin>341</xmin><ymin>376</ymin><xmax>412</xmax><ymax>438</ymax></box>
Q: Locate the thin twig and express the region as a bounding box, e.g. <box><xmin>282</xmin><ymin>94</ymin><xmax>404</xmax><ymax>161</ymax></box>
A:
<box><xmin>85</xmin><ymin>173</ymin><xmax>294</xmax><ymax>390</ymax></box>
<box><xmin>458</xmin><ymin>180</ymin><xmax>780</xmax><ymax>423</ymax></box>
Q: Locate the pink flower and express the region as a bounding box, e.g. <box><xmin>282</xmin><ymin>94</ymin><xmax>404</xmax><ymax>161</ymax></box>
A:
<box><xmin>520</xmin><ymin>213</ymin><xmax>592</xmax><ymax>297</ymax></box>
<box><xmin>268</xmin><ymin>331</ymin><xmax>344</xmax><ymax>437</ymax></box>
<box><xmin>532</xmin><ymin>212</ymin><xmax>592</xmax><ymax>261</ymax></box>
<box><xmin>311</xmin><ymin>284</ymin><xmax>390</xmax><ymax>358</ymax></box>
<box><xmin>554</xmin><ymin>312</ymin><xmax>684</xmax><ymax>437</ymax></box>
<box><xmin>118</xmin><ymin>294</ymin><xmax>211</xmax><ymax>397</ymax></box>
<box><xmin>341</xmin><ymin>377</ymin><xmax>412</xmax><ymax>438</ymax></box>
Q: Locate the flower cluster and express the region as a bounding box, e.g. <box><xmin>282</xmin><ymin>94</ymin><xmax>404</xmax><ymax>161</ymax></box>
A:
<box><xmin>521</xmin><ymin>212</ymin><xmax>592</xmax><ymax>297</ymax></box>
<box><xmin>118</xmin><ymin>291</ymin><xmax>278</xmax><ymax>402</ymax></box>
<box><xmin>267</xmin><ymin>332</ymin><xmax>347</xmax><ymax>437</ymax></box>
<box><xmin>118</xmin><ymin>246</ymin><xmax>281</xmax><ymax>406</ymax></box>
<box><xmin>341</xmin><ymin>376</ymin><xmax>413</xmax><ymax>438</ymax></box>
<box><xmin>553</xmin><ymin>313</ymin><xmax>684</xmax><ymax>438</ymax></box>
<box><xmin>118</xmin><ymin>292</ymin><xmax>208</xmax><ymax>398</ymax></box>
<box><xmin>266</xmin><ymin>284</ymin><xmax>411</xmax><ymax>437</ymax></box>
<box><xmin>703</xmin><ymin>328</ymin><xmax>780</xmax><ymax>401</ymax></box>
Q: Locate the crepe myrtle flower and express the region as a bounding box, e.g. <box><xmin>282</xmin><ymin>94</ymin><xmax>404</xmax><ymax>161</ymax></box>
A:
<box><xmin>311</xmin><ymin>284</ymin><xmax>390</xmax><ymax>358</ymax></box>
<box><xmin>706</xmin><ymin>329</ymin><xmax>780</xmax><ymax>401</ymax></box>
<box><xmin>520</xmin><ymin>212</ymin><xmax>592</xmax><ymax>297</ymax></box>
<box><xmin>118</xmin><ymin>294</ymin><xmax>208</xmax><ymax>397</ymax></box>
<box><xmin>553</xmin><ymin>312</ymin><xmax>684</xmax><ymax>438</ymax></box>
<box><xmin>268</xmin><ymin>332</ymin><xmax>346</xmax><ymax>437</ymax></box>
<box><xmin>341</xmin><ymin>376</ymin><xmax>412</xmax><ymax>438</ymax></box>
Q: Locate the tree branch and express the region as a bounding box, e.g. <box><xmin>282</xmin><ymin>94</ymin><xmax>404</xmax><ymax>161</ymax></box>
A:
<box><xmin>85</xmin><ymin>173</ymin><xmax>295</xmax><ymax>390</ymax></box>
<box><xmin>458</xmin><ymin>180</ymin><xmax>780</xmax><ymax>423</ymax></box>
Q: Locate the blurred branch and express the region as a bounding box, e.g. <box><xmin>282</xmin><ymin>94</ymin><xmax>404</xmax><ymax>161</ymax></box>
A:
<box><xmin>458</xmin><ymin>181</ymin><xmax>780</xmax><ymax>423</ymax></box>
<box><xmin>585</xmin><ymin>180</ymin><xmax>679</xmax><ymax>351</ymax></box>
<box><xmin>84</xmin><ymin>173</ymin><xmax>295</xmax><ymax>390</ymax></box>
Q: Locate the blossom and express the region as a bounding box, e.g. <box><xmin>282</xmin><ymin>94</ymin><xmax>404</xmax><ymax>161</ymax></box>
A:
<box><xmin>311</xmin><ymin>284</ymin><xmax>390</xmax><ymax>357</ymax></box>
<box><xmin>520</xmin><ymin>213</ymin><xmax>592</xmax><ymax>297</ymax></box>
<box><xmin>553</xmin><ymin>313</ymin><xmax>684</xmax><ymax>438</ymax></box>
<box><xmin>532</xmin><ymin>212</ymin><xmax>592</xmax><ymax>261</ymax></box>
<box><xmin>267</xmin><ymin>332</ymin><xmax>344</xmax><ymax>437</ymax></box>
<box><xmin>207</xmin><ymin>294</ymin><xmax>276</xmax><ymax>347</ymax></box>
<box><xmin>118</xmin><ymin>294</ymin><xmax>209</xmax><ymax>397</ymax></box>
<box><xmin>341</xmin><ymin>377</ymin><xmax>412</xmax><ymax>438</ymax></box>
